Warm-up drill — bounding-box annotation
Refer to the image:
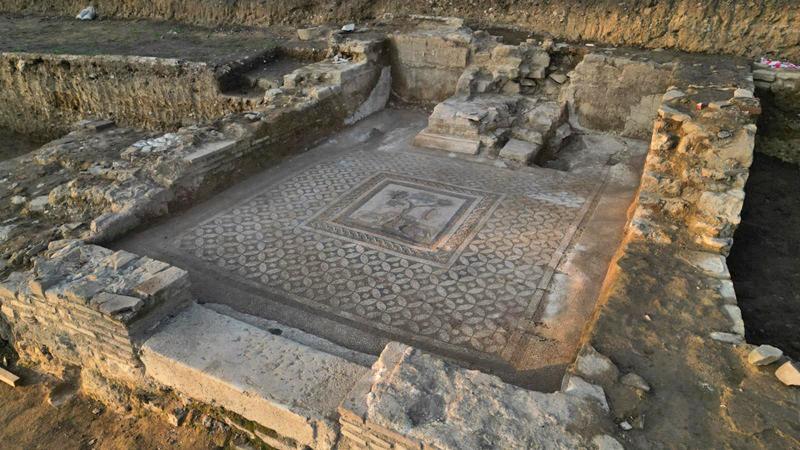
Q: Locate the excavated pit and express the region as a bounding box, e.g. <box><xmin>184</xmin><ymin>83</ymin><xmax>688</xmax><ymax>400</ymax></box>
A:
<box><xmin>115</xmin><ymin>108</ymin><xmax>646</xmax><ymax>389</ymax></box>
<box><xmin>1</xmin><ymin>11</ymin><xmax>798</xmax><ymax>450</ymax></box>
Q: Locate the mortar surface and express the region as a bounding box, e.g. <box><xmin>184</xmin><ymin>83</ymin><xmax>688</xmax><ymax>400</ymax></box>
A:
<box><xmin>116</xmin><ymin>109</ymin><xmax>643</xmax><ymax>388</ymax></box>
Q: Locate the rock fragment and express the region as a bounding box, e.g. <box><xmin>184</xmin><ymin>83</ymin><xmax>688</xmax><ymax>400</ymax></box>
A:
<box><xmin>775</xmin><ymin>361</ymin><xmax>800</xmax><ymax>386</ymax></box>
<box><xmin>574</xmin><ymin>345</ymin><xmax>619</xmax><ymax>385</ymax></box>
<box><xmin>710</xmin><ymin>331</ymin><xmax>743</xmax><ymax>344</ymax></box>
<box><xmin>76</xmin><ymin>6</ymin><xmax>97</xmax><ymax>20</ymax></box>
<box><xmin>748</xmin><ymin>345</ymin><xmax>783</xmax><ymax>366</ymax></box>
<box><xmin>620</xmin><ymin>372</ymin><xmax>651</xmax><ymax>392</ymax></box>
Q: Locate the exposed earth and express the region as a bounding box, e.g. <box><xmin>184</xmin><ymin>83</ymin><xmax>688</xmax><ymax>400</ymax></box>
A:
<box><xmin>0</xmin><ymin>367</ymin><xmax>218</xmax><ymax>450</ymax></box>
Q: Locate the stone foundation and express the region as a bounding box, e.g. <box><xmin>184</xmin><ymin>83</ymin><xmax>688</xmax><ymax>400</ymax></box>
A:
<box><xmin>0</xmin><ymin>241</ymin><xmax>189</xmax><ymax>383</ymax></box>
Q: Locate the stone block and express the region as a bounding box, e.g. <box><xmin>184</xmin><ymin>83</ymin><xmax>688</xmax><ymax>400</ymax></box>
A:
<box><xmin>574</xmin><ymin>345</ymin><xmax>620</xmax><ymax>386</ymax></box>
<box><xmin>413</xmin><ymin>131</ymin><xmax>480</xmax><ymax>155</ymax></box>
<box><xmin>563</xmin><ymin>374</ymin><xmax>609</xmax><ymax>412</ymax></box>
<box><xmin>92</xmin><ymin>292</ymin><xmax>144</xmax><ymax>320</ymax></box>
<box><xmin>339</xmin><ymin>342</ymin><xmax>603</xmax><ymax>449</ymax></box>
<box><xmin>499</xmin><ymin>138</ymin><xmax>540</xmax><ymax>163</ymax></box>
<box><xmin>134</xmin><ymin>266</ymin><xmax>190</xmax><ymax>304</ymax></box>
<box><xmin>0</xmin><ymin>367</ymin><xmax>20</xmax><ymax>387</ymax></box>
<box><xmin>775</xmin><ymin>361</ymin><xmax>800</xmax><ymax>386</ymax></box>
<box><xmin>141</xmin><ymin>304</ymin><xmax>368</xmax><ymax>450</ymax></box>
<box><xmin>748</xmin><ymin>345</ymin><xmax>783</xmax><ymax>366</ymax></box>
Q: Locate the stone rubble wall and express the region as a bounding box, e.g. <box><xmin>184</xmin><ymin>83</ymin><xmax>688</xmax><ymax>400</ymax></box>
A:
<box><xmin>751</xmin><ymin>64</ymin><xmax>800</xmax><ymax>163</ymax></box>
<box><xmin>388</xmin><ymin>18</ymin><xmax>473</xmax><ymax>103</ymax></box>
<box><xmin>0</xmin><ymin>34</ymin><xmax>387</xmax><ymax>272</ymax></box>
<box><xmin>0</xmin><ymin>240</ymin><xmax>190</xmax><ymax>384</ymax></box>
<box><xmin>0</xmin><ymin>52</ymin><xmax>249</xmax><ymax>139</ymax></box>
<box><xmin>1</xmin><ymin>0</ymin><xmax>798</xmax><ymax>60</ymax></box>
<box><xmin>561</xmin><ymin>58</ymin><xmax>800</xmax><ymax>447</ymax></box>
<box><xmin>562</xmin><ymin>53</ymin><xmax>675</xmax><ymax>139</ymax></box>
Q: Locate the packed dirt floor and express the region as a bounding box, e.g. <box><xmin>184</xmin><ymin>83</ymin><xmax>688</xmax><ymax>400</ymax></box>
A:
<box><xmin>729</xmin><ymin>153</ymin><xmax>800</xmax><ymax>360</ymax></box>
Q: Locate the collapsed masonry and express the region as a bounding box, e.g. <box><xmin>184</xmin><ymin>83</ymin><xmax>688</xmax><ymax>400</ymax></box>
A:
<box><xmin>0</xmin><ymin>15</ymin><xmax>798</xmax><ymax>450</ymax></box>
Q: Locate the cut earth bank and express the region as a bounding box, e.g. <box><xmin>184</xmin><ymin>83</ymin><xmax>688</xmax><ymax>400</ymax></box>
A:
<box><xmin>0</xmin><ymin>14</ymin><xmax>798</xmax><ymax>450</ymax></box>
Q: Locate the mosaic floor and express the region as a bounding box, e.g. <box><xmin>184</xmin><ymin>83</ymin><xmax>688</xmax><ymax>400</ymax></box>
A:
<box><xmin>173</xmin><ymin>148</ymin><xmax>603</xmax><ymax>359</ymax></box>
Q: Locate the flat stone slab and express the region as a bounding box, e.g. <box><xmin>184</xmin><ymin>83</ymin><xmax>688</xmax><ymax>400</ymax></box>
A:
<box><xmin>412</xmin><ymin>130</ymin><xmax>480</xmax><ymax>154</ymax></box>
<box><xmin>141</xmin><ymin>304</ymin><xmax>369</xmax><ymax>450</ymax></box>
<box><xmin>338</xmin><ymin>343</ymin><xmax>604</xmax><ymax>449</ymax></box>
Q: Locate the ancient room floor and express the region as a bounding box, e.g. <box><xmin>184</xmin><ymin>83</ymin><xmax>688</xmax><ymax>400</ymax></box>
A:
<box><xmin>116</xmin><ymin>108</ymin><xmax>645</xmax><ymax>388</ymax></box>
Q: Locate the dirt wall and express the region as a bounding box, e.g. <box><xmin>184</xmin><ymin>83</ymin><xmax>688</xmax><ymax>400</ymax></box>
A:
<box><xmin>1</xmin><ymin>1</ymin><xmax>799</xmax><ymax>60</ymax></box>
<box><xmin>0</xmin><ymin>52</ymin><xmax>247</xmax><ymax>139</ymax></box>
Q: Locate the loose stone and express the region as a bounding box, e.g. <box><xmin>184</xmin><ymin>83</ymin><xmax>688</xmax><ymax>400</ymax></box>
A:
<box><xmin>620</xmin><ymin>372</ymin><xmax>651</xmax><ymax>392</ymax></box>
<box><xmin>775</xmin><ymin>361</ymin><xmax>800</xmax><ymax>386</ymax></box>
<box><xmin>76</xmin><ymin>6</ymin><xmax>97</xmax><ymax>20</ymax></box>
<box><xmin>710</xmin><ymin>331</ymin><xmax>743</xmax><ymax>344</ymax></box>
<box><xmin>0</xmin><ymin>367</ymin><xmax>20</xmax><ymax>387</ymax></box>
<box><xmin>748</xmin><ymin>345</ymin><xmax>783</xmax><ymax>366</ymax></box>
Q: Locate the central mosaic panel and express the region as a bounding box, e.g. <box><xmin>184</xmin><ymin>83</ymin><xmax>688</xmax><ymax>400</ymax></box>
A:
<box><xmin>177</xmin><ymin>150</ymin><xmax>600</xmax><ymax>358</ymax></box>
<box><xmin>303</xmin><ymin>173</ymin><xmax>502</xmax><ymax>267</ymax></box>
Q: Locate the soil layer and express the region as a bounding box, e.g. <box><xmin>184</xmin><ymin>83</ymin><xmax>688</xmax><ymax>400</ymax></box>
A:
<box><xmin>0</xmin><ymin>369</ymin><xmax>218</xmax><ymax>450</ymax></box>
<box><xmin>1</xmin><ymin>0</ymin><xmax>798</xmax><ymax>59</ymax></box>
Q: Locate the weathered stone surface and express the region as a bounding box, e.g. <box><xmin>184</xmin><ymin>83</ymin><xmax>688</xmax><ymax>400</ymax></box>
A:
<box><xmin>141</xmin><ymin>304</ymin><xmax>368</xmax><ymax>450</ymax></box>
<box><xmin>748</xmin><ymin>345</ymin><xmax>783</xmax><ymax>366</ymax></box>
<box><xmin>340</xmin><ymin>343</ymin><xmax>606</xmax><ymax>449</ymax></box>
<box><xmin>563</xmin><ymin>374</ymin><xmax>610</xmax><ymax>412</ymax></box>
<box><xmin>620</xmin><ymin>372</ymin><xmax>651</xmax><ymax>392</ymax></box>
<box><xmin>710</xmin><ymin>331</ymin><xmax>743</xmax><ymax>345</ymax></box>
<box><xmin>564</xmin><ymin>53</ymin><xmax>673</xmax><ymax>138</ymax></box>
<box><xmin>0</xmin><ymin>241</ymin><xmax>191</xmax><ymax>383</ymax></box>
<box><xmin>722</xmin><ymin>304</ymin><xmax>745</xmax><ymax>336</ymax></box>
<box><xmin>574</xmin><ymin>345</ymin><xmax>620</xmax><ymax>386</ymax></box>
<box><xmin>775</xmin><ymin>361</ymin><xmax>800</xmax><ymax>387</ymax></box>
<box><xmin>414</xmin><ymin>94</ymin><xmax>519</xmax><ymax>155</ymax></box>
<box><xmin>499</xmin><ymin>138</ymin><xmax>540</xmax><ymax>163</ymax></box>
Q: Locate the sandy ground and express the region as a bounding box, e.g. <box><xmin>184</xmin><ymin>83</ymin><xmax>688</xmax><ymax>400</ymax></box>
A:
<box><xmin>0</xmin><ymin>367</ymin><xmax>218</xmax><ymax>450</ymax></box>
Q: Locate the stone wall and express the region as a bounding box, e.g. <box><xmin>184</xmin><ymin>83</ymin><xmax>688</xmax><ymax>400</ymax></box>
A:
<box><xmin>752</xmin><ymin>64</ymin><xmax>800</xmax><ymax>163</ymax></box>
<box><xmin>0</xmin><ymin>52</ymin><xmax>248</xmax><ymax>139</ymax></box>
<box><xmin>388</xmin><ymin>18</ymin><xmax>473</xmax><ymax>103</ymax></box>
<box><xmin>563</xmin><ymin>53</ymin><xmax>675</xmax><ymax>139</ymax></box>
<box><xmin>560</xmin><ymin>59</ymin><xmax>800</xmax><ymax>448</ymax></box>
<box><xmin>0</xmin><ymin>240</ymin><xmax>190</xmax><ymax>383</ymax></box>
<box><xmin>1</xmin><ymin>1</ymin><xmax>798</xmax><ymax>60</ymax></box>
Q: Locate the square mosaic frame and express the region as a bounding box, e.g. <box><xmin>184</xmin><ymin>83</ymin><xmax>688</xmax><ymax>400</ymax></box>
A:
<box><xmin>302</xmin><ymin>172</ymin><xmax>503</xmax><ymax>268</ymax></box>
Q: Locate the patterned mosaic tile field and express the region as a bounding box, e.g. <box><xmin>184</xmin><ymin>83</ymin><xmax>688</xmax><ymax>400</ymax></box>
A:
<box><xmin>176</xmin><ymin>149</ymin><xmax>604</xmax><ymax>359</ymax></box>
